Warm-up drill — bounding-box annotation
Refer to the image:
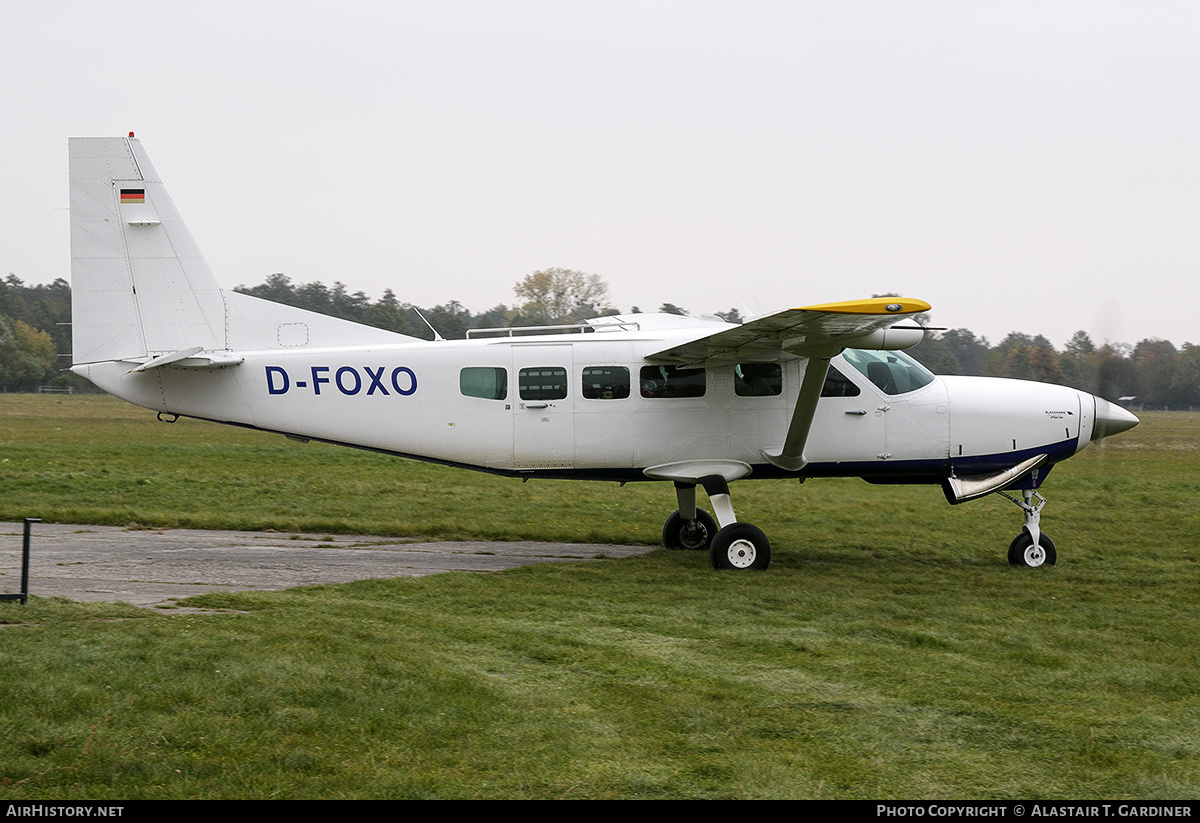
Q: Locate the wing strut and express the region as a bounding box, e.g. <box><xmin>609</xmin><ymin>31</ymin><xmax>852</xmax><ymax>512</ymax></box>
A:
<box><xmin>762</xmin><ymin>353</ymin><xmax>835</xmax><ymax>471</ymax></box>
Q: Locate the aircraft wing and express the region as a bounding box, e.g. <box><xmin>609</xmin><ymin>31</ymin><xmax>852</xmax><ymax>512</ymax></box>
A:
<box><xmin>645</xmin><ymin>297</ymin><xmax>931</xmax><ymax>368</ymax></box>
<box><xmin>646</xmin><ymin>298</ymin><xmax>932</xmax><ymax>474</ymax></box>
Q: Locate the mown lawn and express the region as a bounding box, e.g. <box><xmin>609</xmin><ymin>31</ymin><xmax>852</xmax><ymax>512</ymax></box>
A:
<box><xmin>1</xmin><ymin>396</ymin><xmax>1196</xmax><ymax>798</ymax></box>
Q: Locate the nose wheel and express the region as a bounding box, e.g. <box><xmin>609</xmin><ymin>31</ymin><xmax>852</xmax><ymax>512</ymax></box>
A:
<box><xmin>999</xmin><ymin>489</ymin><xmax>1056</xmax><ymax>568</ymax></box>
<box><xmin>1007</xmin><ymin>530</ymin><xmax>1056</xmax><ymax>567</ymax></box>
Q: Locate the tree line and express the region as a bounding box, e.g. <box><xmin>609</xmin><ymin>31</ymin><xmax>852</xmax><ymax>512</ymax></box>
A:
<box><xmin>0</xmin><ymin>275</ymin><xmax>71</xmax><ymax>393</ymax></box>
<box><xmin>2</xmin><ymin>270</ymin><xmax>1196</xmax><ymax>408</ymax></box>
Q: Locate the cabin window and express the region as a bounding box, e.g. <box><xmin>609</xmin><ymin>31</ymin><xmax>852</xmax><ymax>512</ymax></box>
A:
<box><xmin>840</xmin><ymin>349</ymin><xmax>935</xmax><ymax>395</ymax></box>
<box><xmin>460</xmin><ymin>367</ymin><xmax>508</xmax><ymax>400</ymax></box>
<box><xmin>582</xmin><ymin>366</ymin><xmax>630</xmax><ymax>399</ymax></box>
<box><xmin>519</xmin><ymin>367</ymin><xmax>568</xmax><ymax>401</ymax></box>
<box><xmin>639</xmin><ymin>365</ymin><xmax>706</xmax><ymax>398</ymax></box>
<box><xmin>820</xmin><ymin>365</ymin><xmax>861</xmax><ymax>397</ymax></box>
<box><xmin>734</xmin><ymin>363</ymin><xmax>782</xmax><ymax>397</ymax></box>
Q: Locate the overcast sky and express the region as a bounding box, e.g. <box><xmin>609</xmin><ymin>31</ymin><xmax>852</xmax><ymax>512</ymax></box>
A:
<box><xmin>4</xmin><ymin>1</ymin><xmax>1198</xmax><ymax>349</ymax></box>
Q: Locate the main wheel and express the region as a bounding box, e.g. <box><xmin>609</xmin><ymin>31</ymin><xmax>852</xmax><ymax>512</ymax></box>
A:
<box><xmin>1007</xmin><ymin>531</ymin><xmax>1057</xmax><ymax>568</ymax></box>
<box><xmin>662</xmin><ymin>510</ymin><xmax>718</xmax><ymax>551</ymax></box>
<box><xmin>709</xmin><ymin>523</ymin><xmax>771</xmax><ymax>570</ymax></box>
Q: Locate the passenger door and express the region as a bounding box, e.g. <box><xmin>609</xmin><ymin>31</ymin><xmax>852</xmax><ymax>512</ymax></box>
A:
<box><xmin>512</xmin><ymin>344</ymin><xmax>575</xmax><ymax>469</ymax></box>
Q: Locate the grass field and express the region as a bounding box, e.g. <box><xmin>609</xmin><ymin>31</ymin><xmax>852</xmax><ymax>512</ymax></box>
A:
<box><xmin>1</xmin><ymin>395</ymin><xmax>1198</xmax><ymax>798</ymax></box>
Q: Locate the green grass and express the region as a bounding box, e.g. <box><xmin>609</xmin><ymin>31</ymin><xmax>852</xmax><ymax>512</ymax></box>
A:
<box><xmin>1</xmin><ymin>396</ymin><xmax>1198</xmax><ymax>798</ymax></box>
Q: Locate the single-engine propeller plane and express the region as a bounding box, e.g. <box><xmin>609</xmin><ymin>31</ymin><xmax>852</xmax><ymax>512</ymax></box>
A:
<box><xmin>67</xmin><ymin>136</ymin><xmax>1140</xmax><ymax>570</ymax></box>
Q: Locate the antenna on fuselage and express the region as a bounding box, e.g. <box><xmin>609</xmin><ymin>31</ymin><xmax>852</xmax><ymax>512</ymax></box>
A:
<box><xmin>412</xmin><ymin>308</ymin><xmax>445</xmax><ymax>341</ymax></box>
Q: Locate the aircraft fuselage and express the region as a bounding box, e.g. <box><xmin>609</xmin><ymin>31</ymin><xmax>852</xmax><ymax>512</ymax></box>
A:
<box><xmin>75</xmin><ymin>327</ymin><xmax>1099</xmax><ymax>489</ymax></box>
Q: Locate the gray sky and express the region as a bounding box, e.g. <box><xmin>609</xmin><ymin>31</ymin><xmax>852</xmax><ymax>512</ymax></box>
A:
<box><xmin>5</xmin><ymin>1</ymin><xmax>1198</xmax><ymax>349</ymax></box>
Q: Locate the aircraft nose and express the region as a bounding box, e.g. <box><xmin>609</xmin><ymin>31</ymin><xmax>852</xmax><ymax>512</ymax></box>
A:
<box><xmin>1092</xmin><ymin>396</ymin><xmax>1140</xmax><ymax>441</ymax></box>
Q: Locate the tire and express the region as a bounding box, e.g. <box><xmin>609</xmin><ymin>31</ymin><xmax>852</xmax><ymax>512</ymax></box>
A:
<box><xmin>709</xmin><ymin>523</ymin><xmax>771</xmax><ymax>570</ymax></box>
<box><xmin>662</xmin><ymin>510</ymin><xmax>718</xmax><ymax>551</ymax></box>
<box><xmin>1007</xmin><ymin>531</ymin><xmax>1057</xmax><ymax>568</ymax></box>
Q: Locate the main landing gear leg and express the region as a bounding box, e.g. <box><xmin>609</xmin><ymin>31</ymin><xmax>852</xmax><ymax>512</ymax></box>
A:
<box><xmin>999</xmin><ymin>489</ymin><xmax>1056</xmax><ymax>568</ymax></box>
<box><xmin>661</xmin><ymin>482</ymin><xmax>718</xmax><ymax>552</ymax></box>
<box><xmin>700</xmin><ymin>476</ymin><xmax>771</xmax><ymax>571</ymax></box>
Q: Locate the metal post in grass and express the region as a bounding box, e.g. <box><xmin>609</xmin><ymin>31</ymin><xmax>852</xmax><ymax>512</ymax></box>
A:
<box><xmin>1</xmin><ymin>518</ymin><xmax>39</xmax><ymax>606</ymax></box>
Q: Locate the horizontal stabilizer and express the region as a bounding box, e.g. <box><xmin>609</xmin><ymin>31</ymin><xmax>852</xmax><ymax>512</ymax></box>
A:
<box><xmin>125</xmin><ymin>346</ymin><xmax>245</xmax><ymax>373</ymax></box>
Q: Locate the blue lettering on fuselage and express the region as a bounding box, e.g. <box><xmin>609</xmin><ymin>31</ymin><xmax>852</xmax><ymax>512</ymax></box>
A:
<box><xmin>265</xmin><ymin>366</ymin><xmax>416</xmax><ymax>397</ymax></box>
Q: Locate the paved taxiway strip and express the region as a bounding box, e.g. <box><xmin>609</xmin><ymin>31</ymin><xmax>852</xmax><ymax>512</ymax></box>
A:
<box><xmin>0</xmin><ymin>522</ymin><xmax>656</xmax><ymax>608</ymax></box>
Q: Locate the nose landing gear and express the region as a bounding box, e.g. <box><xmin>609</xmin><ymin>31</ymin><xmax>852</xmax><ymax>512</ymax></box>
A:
<box><xmin>999</xmin><ymin>489</ymin><xmax>1056</xmax><ymax>568</ymax></box>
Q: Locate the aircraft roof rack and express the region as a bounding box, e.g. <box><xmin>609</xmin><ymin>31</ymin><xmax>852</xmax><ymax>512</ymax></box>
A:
<box><xmin>466</xmin><ymin>319</ymin><xmax>641</xmax><ymax>338</ymax></box>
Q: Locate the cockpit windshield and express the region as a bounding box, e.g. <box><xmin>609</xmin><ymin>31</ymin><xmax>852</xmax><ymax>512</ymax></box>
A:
<box><xmin>840</xmin><ymin>349</ymin><xmax>935</xmax><ymax>395</ymax></box>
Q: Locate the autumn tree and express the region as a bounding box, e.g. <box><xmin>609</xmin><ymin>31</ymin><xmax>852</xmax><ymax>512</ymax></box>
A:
<box><xmin>0</xmin><ymin>275</ymin><xmax>72</xmax><ymax>367</ymax></box>
<box><xmin>984</xmin><ymin>332</ymin><xmax>1055</xmax><ymax>379</ymax></box>
<box><xmin>511</xmin><ymin>268</ymin><xmax>615</xmax><ymax>325</ymax></box>
<box><xmin>1027</xmin><ymin>343</ymin><xmax>1065</xmax><ymax>384</ymax></box>
<box><xmin>0</xmin><ymin>317</ymin><xmax>56</xmax><ymax>391</ymax></box>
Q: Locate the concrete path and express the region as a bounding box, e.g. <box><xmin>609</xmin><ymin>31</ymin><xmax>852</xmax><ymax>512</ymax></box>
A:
<box><xmin>0</xmin><ymin>522</ymin><xmax>655</xmax><ymax>609</ymax></box>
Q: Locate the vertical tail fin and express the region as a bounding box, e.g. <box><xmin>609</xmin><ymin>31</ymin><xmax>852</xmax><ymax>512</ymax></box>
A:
<box><xmin>69</xmin><ymin>136</ymin><xmax>227</xmax><ymax>364</ymax></box>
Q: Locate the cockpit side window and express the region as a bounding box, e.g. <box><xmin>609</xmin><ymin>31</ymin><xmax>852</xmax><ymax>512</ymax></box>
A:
<box><xmin>840</xmin><ymin>349</ymin><xmax>935</xmax><ymax>395</ymax></box>
<box><xmin>820</xmin><ymin>365</ymin><xmax>860</xmax><ymax>397</ymax></box>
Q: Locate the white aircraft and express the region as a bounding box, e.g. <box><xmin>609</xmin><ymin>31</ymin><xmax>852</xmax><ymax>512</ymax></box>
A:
<box><xmin>67</xmin><ymin>135</ymin><xmax>1139</xmax><ymax>571</ymax></box>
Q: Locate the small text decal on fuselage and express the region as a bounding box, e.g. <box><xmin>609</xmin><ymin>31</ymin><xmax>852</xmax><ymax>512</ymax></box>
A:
<box><xmin>265</xmin><ymin>366</ymin><xmax>417</xmax><ymax>396</ymax></box>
